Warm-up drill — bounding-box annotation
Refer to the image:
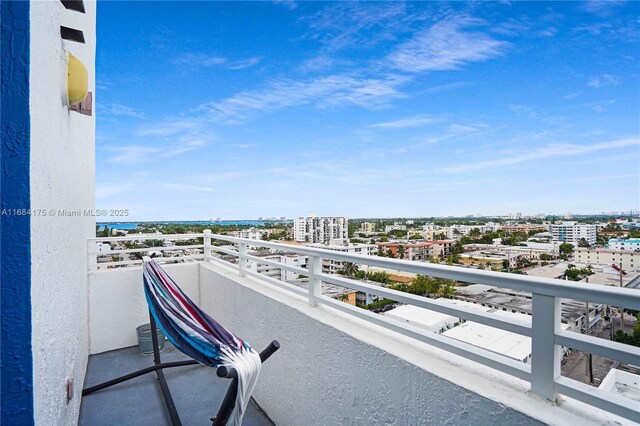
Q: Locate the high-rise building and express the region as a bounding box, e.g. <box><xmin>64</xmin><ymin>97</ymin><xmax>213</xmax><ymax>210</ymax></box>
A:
<box><xmin>549</xmin><ymin>222</ymin><xmax>597</xmax><ymax>245</ymax></box>
<box><xmin>294</xmin><ymin>215</ymin><xmax>348</xmax><ymax>244</ymax></box>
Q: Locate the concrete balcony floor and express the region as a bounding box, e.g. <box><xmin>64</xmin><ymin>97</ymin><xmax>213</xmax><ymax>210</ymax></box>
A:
<box><xmin>79</xmin><ymin>342</ymin><xmax>274</xmax><ymax>426</ymax></box>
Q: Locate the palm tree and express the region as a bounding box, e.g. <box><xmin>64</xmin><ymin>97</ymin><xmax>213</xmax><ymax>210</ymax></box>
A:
<box><xmin>336</xmin><ymin>293</ymin><xmax>350</xmax><ymax>302</ymax></box>
<box><xmin>396</xmin><ymin>245</ymin><xmax>406</xmax><ymax>259</ymax></box>
<box><xmin>340</xmin><ymin>262</ymin><xmax>359</xmax><ymax>277</ymax></box>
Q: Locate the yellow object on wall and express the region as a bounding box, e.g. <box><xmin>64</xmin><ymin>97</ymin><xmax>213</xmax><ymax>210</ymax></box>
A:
<box><xmin>67</xmin><ymin>53</ymin><xmax>88</xmax><ymax>104</ymax></box>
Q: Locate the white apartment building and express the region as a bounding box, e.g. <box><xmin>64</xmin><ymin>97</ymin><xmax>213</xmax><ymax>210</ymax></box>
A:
<box><xmin>607</xmin><ymin>239</ymin><xmax>640</xmax><ymax>252</ymax></box>
<box><xmin>445</xmin><ymin>225</ymin><xmax>487</xmax><ymax>239</ymax></box>
<box><xmin>384</xmin><ymin>223</ymin><xmax>407</xmax><ymax>233</ymax></box>
<box><xmin>549</xmin><ymin>222</ymin><xmax>597</xmax><ymax>245</ymax></box>
<box><xmin>574</xmin><ymin>248</ymin><xmax>637</xmax><ymax>271</ymax></box>
<box><xmin>303</xmin><ymin>242</ymin><xmax>376</xmax><ymax>274</ymax></box>
<box><xmin>246</xmin><ymin>253</ymin><xmax>308</xmax><ymax>281</ymax></box>
<box><xmin>227</xmin><ymin>227</ymin><xmax>268</xmax><ymax>240</ymax></box>
<box><xmin>294</xmin><ymin>215</ymin><xmax>348</xmax><ymax>244</ymax></box>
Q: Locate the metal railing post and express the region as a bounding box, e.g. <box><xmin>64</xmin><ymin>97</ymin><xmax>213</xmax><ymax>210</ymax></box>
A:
<box><xmin>530</xmin><ymin>293</ymin><xmax>561</xmax><ymax>402</ymax></box>
<box><xmin>239</xmin><ymin>242</ymin><xmax>248</xmax><ymax>277</ymax></box>
<box><xmin>308</xmin><ymin>255</ymin><xmax>322</xmax><ymax>306</ymax></box>
<box><xmin>203</xmin><ymin>229</ymin><xmax>212</xmax><ymax>262</ymax></box>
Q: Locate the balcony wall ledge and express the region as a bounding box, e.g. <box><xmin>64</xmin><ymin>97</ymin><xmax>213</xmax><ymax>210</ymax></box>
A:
<box><xmin>198</xmin><ymin>260</ymin><xmax>631</xmax><ymax>426</ymax></box>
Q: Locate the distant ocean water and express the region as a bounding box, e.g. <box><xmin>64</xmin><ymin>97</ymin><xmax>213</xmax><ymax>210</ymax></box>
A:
<box><xmin>97</xmin><ymin>220</ymin><xmax>290</xmax><ymax>230</ymax></box>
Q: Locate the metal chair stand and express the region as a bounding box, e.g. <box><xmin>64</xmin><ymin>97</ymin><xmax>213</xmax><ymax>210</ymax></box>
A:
<box><xmin>82</xmin><ymin>310</ymin><xmax>280</xmax><ymax>426</ymax></box>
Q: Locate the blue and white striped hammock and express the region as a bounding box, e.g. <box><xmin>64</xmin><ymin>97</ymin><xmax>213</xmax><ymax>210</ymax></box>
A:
<box><xmin>143</xmin><ymin>258</ymin><xmax>261</xmax><ymax>426</ymax></box>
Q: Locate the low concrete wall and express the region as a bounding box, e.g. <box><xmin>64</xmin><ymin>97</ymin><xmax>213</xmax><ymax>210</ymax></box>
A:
<box><xmin>199</xmin><ymin>262</ymin><xmax>541</xmax><ymax>426</ymax></box>
<box><xmin>87</xmin><ymin>262</ymin><xmax>199</xmax><ymax>354</ymax></box>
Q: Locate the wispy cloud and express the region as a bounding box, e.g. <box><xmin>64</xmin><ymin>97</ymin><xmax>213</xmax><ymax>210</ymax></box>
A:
<box><xmin>100</xmin><ymin>103</ymin><xmax>144</xmax><ymax>118</ymax></box>
<box><xmin>306</xmin><ymin>2</ymin><xmax>415</xmax><ymax>52</ymax></box>
<box><xmin>406</xmin><ymin>178</ymin><xmax>494</xmax><ymax>194</ymax></box>
<box><xmin>582</xmin><ymin>0</ymin><xmax>625</xmax><ymax>16</ymax></box>
<box><xmin>176</xmin><ymin>53</ymin><xmax>226</xmax><ymax>66</ymax></box>
<box><xmin>563</xmin><ymin>91</ymin><xmax>582</xmax><ymax>100</ymax></box>
<box><xmin>422</xmin><ymin>81</ymin><xmax>472</xmax><ymax>94</ymax></box>
<box><xmin>587</xmin><ymin>74</ymin><xmax>619</xmax><ymax>88</ymax></box>
<box><xmin>273</xmin><ymin>0</ymin><xmax>296</xmax><ymax>11</ymax></box>
<box><xmin>164</xmin><ymin>183</ymin><xmax>214</xmax><ymax>192</ymax></box>
<box><xmin>388</xmin><ymin>16</ymin><xmax>508</xmax><ymax>73</ymax></box>
<box><xmin>371</xmin><ymin>115</ymin><xmax>441</xmax><ymax>129</ymax></box>
<box><xmin>175</xmin><ymin>53</ymin><xmax>262</xmax><ymax>70</ymax></box>
<box><xmin>96</xmin><ymin>80</ymin><xmax>113</xmax><ymax>90</ymax></box>
<box><xmin>438</xmin><ymin>137</ymin><xmax>639</xmax><ymax>173</ymax></box>
<box><xmin>197</xmin><ymin>74</ymin><xmax>407</xmax><ymax>124</ymax></box>
<box><xmin>96</xmin><ymin>183</ymin><xmax>134</xmax><ymax>199</ymax></box>
<box><xmin>106</xmin><ymin>146</ymin><xmax>160</xmax><ymax>163</ymax></box>
<box><xmin>225</xmin><ymin>57</ymin><xmax>263</xmax><ymax>70</ymax></box>
<box><xmin>135</xmin><ymin>119</ymin><xmax>203</xmax><ymax>137</ymax></box>
<box><xmin>509</xmin><ymin>104</ymin><xmax>565</xmax><ymax>126</ymax></box>
<box><xmin>578</xmin><ymin>99</ymin><xmax>617</xmax><ymax>113</ymax></box>
<box><xmin>106</xmin><ymin>135</ymin><xmax>210</xmax><ymax>163</ymax></box>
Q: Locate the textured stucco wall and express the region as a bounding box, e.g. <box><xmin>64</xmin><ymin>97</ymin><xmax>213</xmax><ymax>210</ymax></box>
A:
<box><xmin>199</xmin><ymin>263</ymin><xmax>542</xmax><ymax>426</ymax></box>
<box><xmin>87</xmin><ymin>263</ymin><xmax>200</xmax><ymax>354</ymax></box>
<box><xmin>29</xmin><ymin>1</ymin><xmax>96</xmax><ymax>424</ymax></box>
<box><xmin>1</xmin><ymin>1</ymin><xmax>34</xmax><ymax>423</ymax></box>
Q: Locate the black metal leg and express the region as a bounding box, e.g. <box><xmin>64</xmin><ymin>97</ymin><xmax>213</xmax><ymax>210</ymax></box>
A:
<box><xmin>82</xmin><ymin>359</ymin><xmax>198</xmax><ymax>396</ymax></box>
<box><xmin>83</xmin><ymin>317</ymin><xmax>280</xmax><ymax>426</ymax></box>
<box><xmin>212</xmin><ymin>340</ymin><xmax>280</xmax><ymax>426</ymax></box>
<box><xmin>150</xmin><ymin>311</ymin><xmax>182</xmax><ymax>426</ymax></box>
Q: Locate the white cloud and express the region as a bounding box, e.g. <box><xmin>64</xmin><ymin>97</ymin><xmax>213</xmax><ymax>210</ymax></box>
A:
<box><xmin>509</xmin><ymin>104</ymin><xmax>565</xmax><ymax>125</ymax></box>
<box><xmin>175</xmin><ymin>53</ymin><xmax>226</xmax><ymax>66</ymax></box>
<box><xmin>198</xmin><ymin>74</ymin><xmax>407</xmax><ymax>124</ymax></box>
<box><xmin>106</xmin><ymin>146</ymin><xmax>160</xmax><ymax>163</ymax></box>
<box><xmin>587</xmin><ymin>74</ymin><xmax>619</xmax><ymax>88</ymax></box>
<box><xmin>106</xmin><ymin>136</ymin><xmax>210</xmax><ymax>163</ymax></box>
<box><xmin>388</xmin><ymin>17</ymin><xmax>508</xmax><ymax>73</ymax></box>
<box><xmin>582</xmin><ymin>0</ymin><xmax>625</xmax><ymax>16</ymax></box>
<box><xmin>306</xmin><ymin>2</ymin><xmax>414</xmax><ymax>52</ymax></box>
<box><xmin>371</xmin><ymin>115</ymin><xmax>441</xmax><ymax>129</ymax></box>
<box><xmin>100</xmin><ymin>103</ymin><xmax>144</xmax><ymax>118</ymax></box>
<box><xmin>226</xmin><ymin>57</ymin><xmax>263</xmax><ymax>70</ymax></box>
<box><xmin>96</xmin><ymin>183</ymin><xmax>134</xmax><ymax>199</ymax></box>
<box><xmin>163</xmin><ymin>183</ymin><xmax>215</xmax><ymax>192</ymax></box>
<box><xmin>437</xmin><ymin>137</ymin><xmax>639</xmax><ymax>173</ymax></box>
<box><xmin>175</xmin><ymin>53</ymin><xmax>262</xmax><ymax>70</ymax></box>
<box><xmin>273</xmin><ymin>0</ymin><xmax>297</xmax><ymax>11</ymax></box>
<box><xmin>135</xmin><ymin>120</ymin><xmax>203</xmax><ymax>137</ymax></box>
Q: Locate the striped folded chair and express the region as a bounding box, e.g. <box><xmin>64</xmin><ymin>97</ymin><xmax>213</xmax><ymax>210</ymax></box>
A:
<box><xmin>83</xmin><ymin>257</ymin><xmax>279</xmax><ymax>426</ymax></box>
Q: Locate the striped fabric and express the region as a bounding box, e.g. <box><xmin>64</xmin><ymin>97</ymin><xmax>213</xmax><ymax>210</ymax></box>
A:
<box><xmin>143</xmin><ymin>258</ymin><xmax>262</xmax><ymax>425</ymax></box>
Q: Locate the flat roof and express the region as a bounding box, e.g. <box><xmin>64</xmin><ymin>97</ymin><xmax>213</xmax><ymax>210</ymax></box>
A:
<box><xmin>454</xmin><ymin>285</ymin><xmax>598</xmax><ymax>323</ymax></box>
<box><xmin>383</xmin><ymin>299</ymin><xmax>492</xmax><ymax>332</ymax></box>
<box><xmin>598</xmin><ymin>369</ymin><xmax>640</xmax><ymax>403</ymax></box>
<box><xmin>443</xmin><ymin>321</ymin><xmax>532</xmax><ymax>362</ymax></box>
<box><xmin>442</xmin><ymin>311</ymin><xmax>570</xmax><ymax>363</ymax></box>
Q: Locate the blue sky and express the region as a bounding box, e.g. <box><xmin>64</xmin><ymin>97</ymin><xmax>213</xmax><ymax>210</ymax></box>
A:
<box><xmin>96</xmin><ymin>1</ymin><xmax>640</xmax><ymax>220</ymax></box>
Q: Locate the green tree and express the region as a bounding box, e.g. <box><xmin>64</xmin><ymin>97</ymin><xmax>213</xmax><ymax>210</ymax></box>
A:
<box><xmin>441</xmin><ymin>281</ymin><xmax>456</xmax><ymax>298</ymax></box>
<box><xmin>396</xmin><ymin>245</ymin><xmax>406</xmax><ymax>259</ymax></box>
<box><xmin>339</xmin><ymin>262</ymin><xmax>359</xmax><ymax>277</ymax></box>
<box><xmin>578</xmin><ymin>238</ymin><xmax>590</xmax><ymax>248</ymax></box>
<box><xmin>386</xmin><ymin>249</ymin><xmax>395</xmax><ymax>258</ymax></box>
<box><xmin>559</xmin><ymin>243</ymin><xmax>574</xmax><ymax>255</ymax></box>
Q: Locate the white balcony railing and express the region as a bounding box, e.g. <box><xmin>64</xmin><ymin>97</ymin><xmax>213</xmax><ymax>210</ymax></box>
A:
<box><xmin>87</xmin><ymin>231</ymin><xmax>640</xmax><ymax>423</ymax></box>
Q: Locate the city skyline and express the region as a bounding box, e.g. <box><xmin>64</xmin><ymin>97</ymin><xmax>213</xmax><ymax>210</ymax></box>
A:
<box><xmin>96</xmin><ymin>1</ymin><xmax>639</xmax><ymax>221</ymax></box>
